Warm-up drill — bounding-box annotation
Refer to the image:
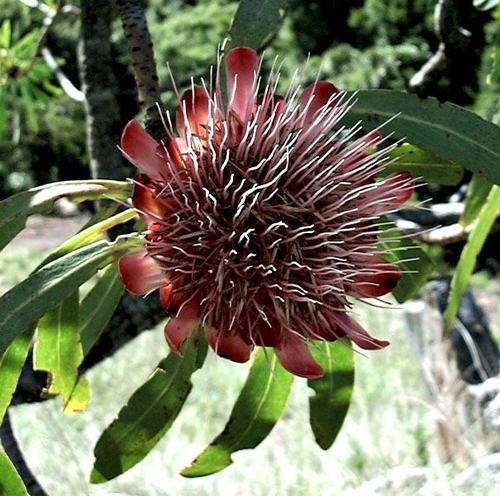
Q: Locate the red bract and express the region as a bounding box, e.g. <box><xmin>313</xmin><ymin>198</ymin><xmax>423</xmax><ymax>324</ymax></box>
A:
<box><xmin>118</xmin><ymin>47</ymin><xmax>414</xmax><ymax>379</ymax></box>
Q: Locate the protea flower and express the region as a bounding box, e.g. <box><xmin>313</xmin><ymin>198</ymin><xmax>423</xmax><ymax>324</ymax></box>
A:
<box><xmin>118</xmin><ymin>46</ymin><xmax>414</xmax><ymax>379</ymax></box>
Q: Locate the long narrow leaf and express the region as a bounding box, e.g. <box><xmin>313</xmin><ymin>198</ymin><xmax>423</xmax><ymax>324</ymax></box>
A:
<box><xmin>181</xmin><ymin>349</ymin><xmax>294</xmax><ymax>478</ymax></box>
<box><xmin>19</xmin><ymin>81</ymin><xmax>38</xmax><ymax>134</ymax></box>
<box><xmin>34</xmin><ymin>291</ymin><xmax>82</xmax><ymax>405</ymax></box>
<box><xmin>64</xmin><ymin>377</ymin><xmax>92</xmax><ymax>414</ymax></box>
<box><xmin>0</xmin><ymin>449</ymin><xmax>28</xmax><ymax>496</ymax></box>
<box><xmin>0</xmin><ymin>180</ymin><xmax>132</xmax><ymax>251</ymax></box>
<box><xmin>0</xmin><ymin>223</ymin><xmax>128</xmax><ymax>420</ymax></box>
<box><xmin>229</xmin><ymin>0</ymin><xmax>287</xmax><ymax>50</ymax></box>
<box><xmin>308</xmin><ymin>339</ymin><xmax>354</xmax><ymax>450</ymax></box>
<box><xmin>0</xmin><ymin>235</ymin><xmax>142</xmax><ymax>358</ymax></box>
<box><xmin>43</xmin><ymin>208</ymin><xmax>137</xmax><ymax>266</ymax></box>
<box><xmin>342</xmin><ymin>91</ymin><xmax>500</xmax><ymax>185</ymax></box>
<box><xmin>385</xmin><ymin>144</ymin><xmax>463</xmax><ymax>185</ymax></box>
<box><xmin>378</xmin><ymin>221</ymin><xmax>435</xmax><ymax>302</ymax></box>
<box><xmin>460</xmin><ymin>175</ymin><xmax>493</xmax><ymax>227</ymax></box>
<box><xmin>444</xmin><ymin>185</ymin><xmax>500</xmax><ymax>330</ymax></box>
<box><xmin>0</xmin><ymin>327</ymin><xmax>33</xmax><ymax>424</ymax></box>
<box><xmin>80</xmin><ymin>263</ymin><xmax>124</xmax><ymax>356</ymax></box>
<box><xmin>91</xmin><ymin>333</ymin><xmax>208</xmax><ymax>483</ymax></box>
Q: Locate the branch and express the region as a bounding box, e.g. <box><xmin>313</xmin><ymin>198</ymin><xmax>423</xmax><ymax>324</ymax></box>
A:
<box><xmin>410</xmin><ymin>0</ymin><xmax>471</xmax><ymax>95</ymax></box>
<box><xmin>26</xmin><ymin>0</ymin><xmax>66</xmax><ymax>73</ymax></box>
<box><xmin>395</xmin><ymin>219</ymin><xmax>471</xmax><ymax>245</ymax></box>
<box><xmin>115</xmin><ymin>0</ymin><xmax>164</xmax><ymax>140</ymax></box>
<box><xmin>18</xmin><ymin>0</ymin><xmax>85</xmax><ymax>101</ymax></box>
<box><xmin>41</xmin><ymin>47</ymin><xmax>85</xmax><ymax>101</ymax></box>
<box><xmin>0</xmin><ymin>413</ymin><xmax>48</xmax><ymax>496</ymax></box>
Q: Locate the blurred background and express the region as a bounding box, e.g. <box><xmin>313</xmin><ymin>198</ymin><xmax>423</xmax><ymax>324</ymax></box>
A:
<box><xmin>0</xmin><ymin>1</ymin><xmax>499</xmax><ymax>495</ymax></box>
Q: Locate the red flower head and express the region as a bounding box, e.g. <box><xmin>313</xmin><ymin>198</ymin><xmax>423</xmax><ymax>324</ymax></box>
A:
<box><xmin>118</xmin><ymin>47</ymin><xmax>414</xmax><ymax>378</ymax></box>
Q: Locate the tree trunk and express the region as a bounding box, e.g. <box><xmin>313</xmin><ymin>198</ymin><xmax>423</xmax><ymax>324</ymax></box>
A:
<box><xmin>78</xmin><ymin>0</ymin><xmax>124</xmax><ymax>180</ymax></box>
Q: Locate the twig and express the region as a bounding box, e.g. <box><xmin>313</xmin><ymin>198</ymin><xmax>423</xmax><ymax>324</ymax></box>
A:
<box><xmin>19</xmin><ymin>0</ymin><xmax>80</xmax><ymax>16</ymax></box>
<box><xmin>410</xmin><ymin>0</ymin><xmax>471</xmax><ymax>94</ymax></box>
<box><xmin>41</xmin><ymin>47</ymin><xmax>84</xmax><ymax>101</ymax></box>
<box><xmin>24</xmin><ymin>0</ymin><xmax>65</xmax><ymax>74</ymax></box>
<box><xmin>18</xmin><ymin>0</ymin><xmax>85</xmax><ymax>101</ymax></box>
<box><xmin>0</xmin><ymin>412</ymin><xmax>48</xmax><ymax>496</ymax></box>
<box><xmin>413</xmin><ymin>222</ymin><xmax>471</xmax><ymax>245</ymax></box>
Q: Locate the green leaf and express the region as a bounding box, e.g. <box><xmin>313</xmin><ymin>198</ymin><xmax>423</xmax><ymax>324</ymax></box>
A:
<box><xmin>342</xmin><ymin>91</ymin><xmax>500</xmax><ymax>185</ymax></box>
<box><xmin>91</xmin><ymin>333</ymin><xmax>208</xmax><ymax>484</ymax></box>
<box><xmin>34</xmin><ymin>290</ymin><xmax>82</xmax><ymax>405</ymax></box>
<box><xmin>0</xmin><ymin>19</ymin><xmax>11</xmax><ymax>49</ymax></box>
<box><xmin>444</xmin><ymin>185</ymin><xmax>500</xmax><ymax>331</ymax></box>
<box><xmin>0</xmin><ymin>180</ymin><xmax>132</xmax><ymax>252</ymax></box>
<box><xmin>19</xmin><ymin>81</ymin><xmax>38</xmax><ymax>134</ymax></box>
<box><xmin>229</xmin><ymin>0</ymin><xmax>288</xmax><ymax>50</ymax></box>
<box><xmin>181</xmin><ymin>348</ymin><xmax>294</xmax><ymax>478</ymax></box>
<box><xmin>378</xmin><ymin>221</ymin><xmax>435</xmax><ymax>302</ymax></box>
<box><xmin>308</xmin><ymin>339</ymin><xmax>354</xmax><ymax>450</ymax></box>
<box><xmin>460</xmin><ymin>175</ymin><xmax>493</xmax><ymax>227</ymax></box>
<box><xmin>473</xmin><ymin>0</ymin><xmax>500</xmax><ymax>11</ymax></box>
<box><xmin>0</xmin><ymin>86</ymin><xmax>6</xmax><ymax>140</ymax></box>
<box><xmin>0</xmin><ymin>327</ymin><xmax>33</xmax><ymax>425</ymax></box>
<box><xmin>79</xmin><ymin>203</ymin><xmax>120</xmax><ymax>231</ymax></box>
<box><xmin>80</xmin><ymin>263</ymin><xmax>124</xmax><ymax>356</ymax></box>
<box><xmin>64</xmin><ymin>376</ymin><xmax>92</xmax><ymax>414</ymax></box>
<box><xmin>0</xmin><ymin>221</ymin><xmax>126</xmax><ymax>421</ymax></box>
<box><xmin>385</xmin><ymin>144</ymin><xmax>463</xmax><ymax>186</ymax></box>
<box><xmin>0</xmin><ymin>449</ymin><xmax>28</xmax><ymax>496</ymax></box>
<box><xmin>43</xmin><ymin>208</ymin><xmax>137</xmax><ymax>266</ymax></box>
<box><xmin>0</xmin><ymin>235</ymin><xmax>142</xmax><ymax>359</ymax></box>
<box><xmin>11</xmin><ymin>30</ymin><xmax>38</xmax><ymax>59</ymax></box>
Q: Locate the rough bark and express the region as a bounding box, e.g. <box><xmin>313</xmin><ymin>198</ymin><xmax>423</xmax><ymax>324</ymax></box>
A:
<box><xmin>115</xmin><ymin>0</ymin><xmax>165</xmax><ymax>140</ymax></box>
<box><xmin>78</xmin><ymin>0</ymin><xmax>124</xmax><ymax>180</ymax></box>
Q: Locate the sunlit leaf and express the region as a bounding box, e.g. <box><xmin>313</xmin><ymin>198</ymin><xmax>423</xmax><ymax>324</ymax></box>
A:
<box><xmin>10</xmin><ymin>30</ymin><xmax>38</xmax><ymax>59</ymax></box>
<box><xmin>385</xmin><ymin>144</ymin><xmax>463</xmax><ymax>185</ymax></box>
<box><xmin>0</xmin><ymin>19</ymin><xmax>11</xmax><ymax>49</ymax></box>
<box><xmin>181</xmin><ymin>349</ymin><xmax>294</xmax><ymax>478</ymax></box>
<box><xmin>34</xmin><ymin>290</ymin><xmax>82</xmax><ymax>405</ymax></box>
<box><xmin>43</xmin><ymin>208</ymin><xmax>137</xmax><ymax>266</ymax></box>
<box><xmin>79</xmin><ymin>203</ymin><xmax>121</xmax><ymax>231</ymax></box>
<box><xmin>444</xmin><ymin>185</ymin><xmax>500</xmax><ymax>331</ymax></box>
<box><xmin>342</xmin><ymin>91</ymin><xmax>500</xmax><ymax>185</ymax></box>
<box><xmin>0</xmin><ymin>235</ymin><xmax>142</xmax><ymax>358</ymax></box>
<box><xmin>0</xmin><ymin>327</ymin><xmax>33</xmax><ymax>425</ymax></box>
<box><xmin>229</xmin><ymin>0</ymin><xmax>288</xmax><ymax>50</ymax></box>
<box><xmin>91</xmin><ymin>333</ymin><xmax>208</xmax><ymax>483</ymax></box>
<box><xmin>0</xmin><ymin>180</ymin><xmax>132</xmax><ymax>252</ymax></box>
<box><xmin>64</xmin><ymin>376</ymin><xmax>92</xmax><ymax>414</ymax></box>
<box><xmin>308</xmin><ymin>339</ymin><xmax>354</xmax><ymax>450</ymax></box>
<box><xmin>0</xmin><ymin>449</ymin><xmax>28</xmax><ymax>496</ymax></box>
<box><xmin>460</xmin><ymin>175</ymin><xmax>493</xmax><ymax>227</ymax></box>
<box><xmin>0</xmin><ymin>220</ymin><xmax>129</xmax><ymax>421</ymax></box>
<box><xmin>80</xmin><ymin>263</ymin><xmax>124</xmax><ymax>356</ymax></box>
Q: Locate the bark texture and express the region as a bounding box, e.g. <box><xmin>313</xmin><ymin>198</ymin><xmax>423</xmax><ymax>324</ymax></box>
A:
<box><xmin>78</xmin><ymin>0</ymin><xmax>124</xmax><ymax>180</ymax></box>
<box><xmin>115</xmin><ymin>0</ymin><xmax>165</xmax><ymax>140</ymax></box>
